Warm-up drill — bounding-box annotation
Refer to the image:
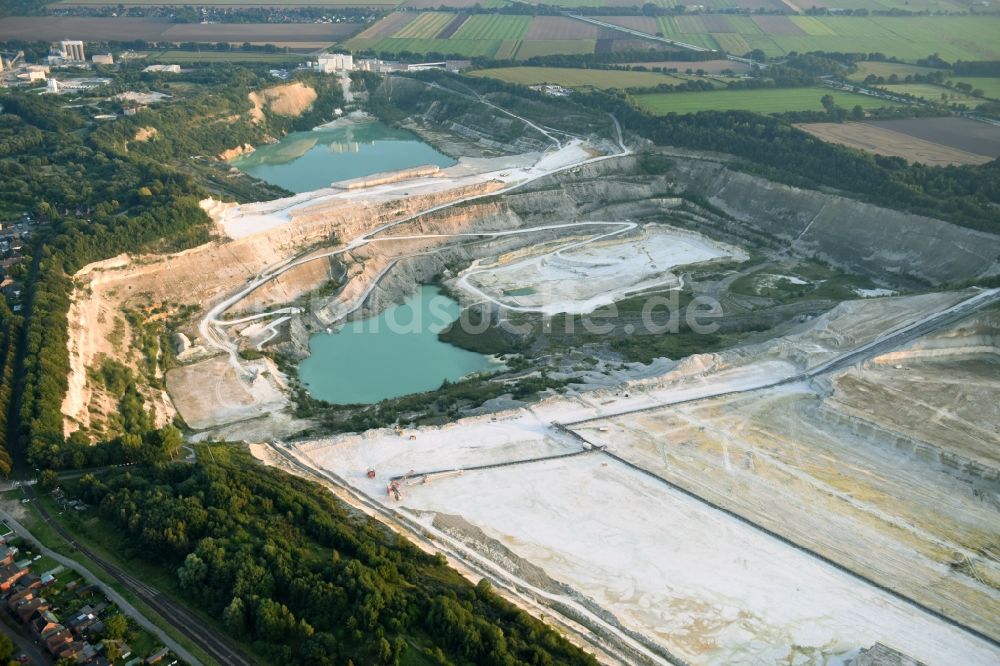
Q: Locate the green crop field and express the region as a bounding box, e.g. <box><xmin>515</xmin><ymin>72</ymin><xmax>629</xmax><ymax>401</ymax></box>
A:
<box><xmin>514</xmin><ymin>39</ymin><xmax>596</xmax><ymax>59</ymax></box>
<box><xmin>364</xmin><ymin>37</ymin><xmax>503</xmax><ymax>57</ymax></box>
<box><xmin>452</xmin><ymin>15</ymin><xmax>531</xmax><ymax>41</ymax></box>
<box><xmin>651</xmin><ymin>15</ymin><xmax>1000</xmax><ymax>61</ymax></box>
<box><xmin>343</xmin><ymin>11</ymin><xmax>1000</xmax><ymax>62</ymax></box>
<box><xmin>469</xmin><ymin>66</ymin><xmax>686</xmax><ymax>89</ymax></box>
<box><xmin>633</xmin><ymin>87</ymin><xmax>901</xmax><ymax>115</ymax></box>
<box><xmin>948</xmin><ymin>77</ymin><xmax>1000</xmax><ymax>101</ymax></box>
<box><xmin>393</xmin><ymin>11</ymin><xmax>454</xmax><ymax>39</ymax></box>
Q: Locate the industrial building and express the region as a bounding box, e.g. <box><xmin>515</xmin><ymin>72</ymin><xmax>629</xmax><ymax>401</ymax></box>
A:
<box><xmin>317</xmin><ymin>53</ymin><xmax>352</xmax><ymax>73</ymax></box>
<box><xmin>59</xmin><ymin>40</ymin><xmax>85</xmax><ymax>63</ymax></box>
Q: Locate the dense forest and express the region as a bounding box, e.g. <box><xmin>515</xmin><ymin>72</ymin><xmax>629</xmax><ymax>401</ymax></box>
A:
<box><xmin>72</xmin><ymin>449</ymin><xmax>598</xmax><ymax>665</ymax></box>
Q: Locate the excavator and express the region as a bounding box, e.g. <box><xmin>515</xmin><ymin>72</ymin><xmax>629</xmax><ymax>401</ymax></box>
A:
<box><xmin>387</xmin><ymin>469</ymin><xmax>415</xmax><ymax>501</ymax></box>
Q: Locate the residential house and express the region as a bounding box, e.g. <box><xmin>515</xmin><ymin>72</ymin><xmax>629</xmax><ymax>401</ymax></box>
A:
<box><xmin>55</xmin><ymin>640</ymin><xmax>87</xmax><ymax>661</ymax></box>
<box><xmin>0</xmin><ymin>544</ymin><xmax>18</xmax><ymax>566</ymax></box>
<box><xmin>15</xmin><ymin>596</ymin><xmax>48</xmax><ymax>623</ymax></box>
<box><xmin>42</xmin><ymin>626</ymin><xmax>73</xmax><ymax>655</ymax></box>
<box><xmin>0</xmin><ymin>563</ymin><xmax>26</xmax><ymax>591</ymax></box>
<box><xmin>5</xmin><ymin>586</ymin><xmax>33</xmax><ymax>610</ymax></box>
<box><xmin>30</xmin><ymin>609</ymin><xmax>61</xmax><ymax>637</ymax></box>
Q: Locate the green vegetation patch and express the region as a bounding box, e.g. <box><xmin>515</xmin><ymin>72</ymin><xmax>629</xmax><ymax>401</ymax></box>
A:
<box><xmin>452</xmin><ymin>14</ymin><xmax>531</xmax><ymax>41</ymax></box>
<box><xmin>632</xmin><ymin>87</ymin><xmax>899</xmax><ymax>114</ymax></box>
<box><xmin>514</xmin><ymin>39</ymin><xmax>596</xmax><ymax>59</ymax></box>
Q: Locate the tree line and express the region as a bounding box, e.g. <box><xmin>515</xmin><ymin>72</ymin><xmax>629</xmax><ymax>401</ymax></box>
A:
<box><xmin>72</xmin><ymin>450</ymin><xmax>599</xmax><ymax>665</ymax></box>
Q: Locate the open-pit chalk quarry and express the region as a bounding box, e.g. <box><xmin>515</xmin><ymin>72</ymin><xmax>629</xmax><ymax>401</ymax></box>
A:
<box><xmin>62</xmin><ymin>92</ymin><xmax>1000</xmax><ymax>665</ymax></box>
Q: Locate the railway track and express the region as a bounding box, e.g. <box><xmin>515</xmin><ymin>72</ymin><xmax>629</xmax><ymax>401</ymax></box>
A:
<box><xmin>23</xmin><ymin>484</ymin><xmax>255</xmax><ymax>666</ymax></box>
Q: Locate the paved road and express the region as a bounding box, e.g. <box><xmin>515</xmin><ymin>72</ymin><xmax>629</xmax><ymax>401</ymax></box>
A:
<box><xmin>0</xmin><ymin>506</ymin><xmax>199</xmax><ymax>665</ymax></box>
<box><xmin>12</xmin><ymin>485</ymin><xmax>256</xmax><ymax>666</ymax></box>
<box><xmin>0</xmin><ymin>613</ymin><xmax>49</xmax><ymax>665</ymax></box>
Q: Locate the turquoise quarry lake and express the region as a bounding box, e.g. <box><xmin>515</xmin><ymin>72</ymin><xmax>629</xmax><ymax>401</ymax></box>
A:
<box><xmin>232</xmin><ymin>120</ymin><xmax>455</xmax><ymax>193</ymax></box>
<box><xmin>299</xmin><ymin>286</ymin><xmax>495</xmax><ymax>405</ymax></box>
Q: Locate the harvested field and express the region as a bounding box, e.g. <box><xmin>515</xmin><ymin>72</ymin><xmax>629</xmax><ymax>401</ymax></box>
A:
<box><xmin>699</xmin><ymin>14</ymin><xmax>733</xmax><ymax>32</ymax></box>
<box><xmin>436</xmin><ymin>13</ymin><xmax>469</xmax><ymax>40</ymax></box>
<box><xmin>862</xmin><ymin>117</ymin><xmax>1000</xmax><ymax>157</ymax></box>
<box><xmin>751</xmin><ymin>15</ymin><xmax>805</xmax><ymax>35</ymax></box>
<box><xmin>599</xmin><ymin>15</ymin><xmax>659</xmax><ymax>34</ymax></box>
<box><xmin>352</xmin><ymin>11</ymin><xmax>417</xmax><ymax>39</ymax></box>
<box><xmin>524</xmin><ymin>16</ymin><xmax>598</xmax><ymax>40</ymax></box>
<box><xmin>0</xmin><ymin>16</ymin><xmax>359</xmax><ymax>44</ymax></box>
<box><xmin>141</xmin><ymin>50</ymin><xmax>308</xmax><ymax>63</ymax></box>
<box><xmin>469</xmin><ymin>66</ymin><xmax>685</xmax><ymax>89</ymax></box>
<box><xmin>795</xmin><ymin>121</ymin><xmax>995</xmax><ymax>166</ymax></box>
<box><xmin>161</xmin><ymin>22</ymin><xmax>360</xmax><ymax>43</ymax></box>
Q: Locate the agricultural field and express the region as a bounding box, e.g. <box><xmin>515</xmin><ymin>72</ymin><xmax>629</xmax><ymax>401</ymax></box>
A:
<box><xmin>632</xmin><ymin>86</ymin><xmax>900</xmax><ymax>114</ymax></box>
<box><xmin>345</xmin><ymin>14</ymin><xmax>609</xmax><ymax>58</ymax></box>
<box><xmin>649</xmin><ymin>14</ymin><xmax>1000</xmax><ymax>61</ymax></box>
<box><xmin>883</xmin><ymin>83</ymin><xmax>977</xmax><ymax>103</ymax></box>
<box><xmin>794</xmin><ymin>121</ymin><xmax>996</xmax><ymax>166</ymax></box>
<box><xmin>58</xmin><ymin>0</ymin><xmax>402</xmax><ymax>4</ymax></box>
<box><xmin>863</xmin><ymin>116</ymin><xmax>1000</xmax><ymax>156</ymax></box>
<box><xmin>0</xmin><ymin>15</ymin><xmax>360</xmax><ymax>45</ymax></box>
<box><xmin>950</xmin><ymin>77</ymin><xmax>1000</xmax><ymax>101</ymax></box>
<box><xmin>138</xmin><ymin>49</ymin><xmax>310</xmax><ymax>64</ymax></box>
<box><xmin>343</xmin><ymin>11</ymin><xmax>1000</xmax><ymax>62</ymax></box>
<box><xmin>468</xmin><ymin>66</ymin><xmax>687</xmax><ymax>89</ymax></box>
<box><xmin>847</xmin><ymin>60</ymin><xmax>944</xmax><ymax>82</ymax></box>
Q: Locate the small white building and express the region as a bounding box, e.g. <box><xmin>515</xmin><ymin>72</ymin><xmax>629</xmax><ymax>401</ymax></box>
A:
<box><xmin>317</xmin><ymin>53</ymin><xmax>353</xmax><ymax>73</ymax></box>
<box><xmin>92</xmin><ymin>53</ymin><xmax>114</xmax><ymax>66</ymax></box>
<box><xmin>18</xmin><ymin>69</ymin><xmax>46</xmax><ymax>82</ymax></box>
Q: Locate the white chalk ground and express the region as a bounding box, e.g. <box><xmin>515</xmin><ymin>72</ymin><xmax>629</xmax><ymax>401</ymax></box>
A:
<box><xmin>301</xmin><ymin>410</ymin><xmax>581</xmax><ymax>489</ymax></box>
<box><xmin>397</xmin><ymin>456</ymin><xmax>999</xmax><ymax>666</ymax></box>
<box><xmin>455</xmin><ymin>225</ymin><xmax>746</xmax><ymax>315</ymax></box>
<box><xmin>855</xmin><ymin>287</ymin><xmax>897</xmax><ymax>298</ymax></box>
<box><xmin>298</xmin><ymin>427</ymin><xmax>999</xmax><ymax>666</ymax></box>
